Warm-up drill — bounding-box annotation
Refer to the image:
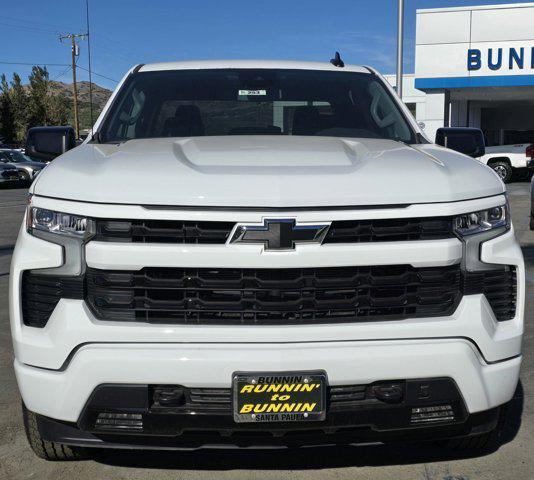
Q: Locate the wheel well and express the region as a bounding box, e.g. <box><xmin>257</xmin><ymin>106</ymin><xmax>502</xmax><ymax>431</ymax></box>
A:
<box><xmin>487</xmin><ymin>157</ymin><xmax>511</xmax><ymax>166</ymax></box>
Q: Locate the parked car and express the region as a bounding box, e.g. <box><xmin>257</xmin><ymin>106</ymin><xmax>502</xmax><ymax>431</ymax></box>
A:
<box><xmin>0</xmin><ymin>149</ymin><xmax>45</xmax><ymax>182</ymax></box>
<box><xmin>0</xmin><ymin>162</ymin><xmax>23</xmax><ymax>186</ymax></box>
<box><xmin>478</xmin><ymin>143</ymin><xmax>534</xmax><ymax>183</ymax></box>
<box><xmin>11</xmin><ymin>59</ymin><xmax>524</xmax><ymax>460</ymax></box>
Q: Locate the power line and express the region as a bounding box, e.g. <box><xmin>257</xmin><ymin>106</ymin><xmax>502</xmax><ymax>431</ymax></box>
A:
<box><xmin>93</xmin><ymin>34</ymin><xmax>141</xmax><ymax>61</ymax></box>
<box><xmin>0</xmin><ymin>62</ymin><xmax>117</xmax><ymax>83</ymax></box>
<box><xmin>50</xmin><ymin>65</ymin><xmax>72</xmax><ymax>82</ymax></box>
<box><xmin>0</xmin><ymin>15</ymin><xmax>77</xmax><ymax>33</ymax></box>
<box><xmin>0</xmin><ymin>61</ymin><xmax>69</xmax><ymax>67</ymax></box>
<box><xmin>76</xmin><ymin>65</ymin><xmax>118</xmax><ymax>83</ymax></box>
<box><xmin>0</xmin><ymin>21</ymin><xmax>60</xmax><ymax>36</ymax></box>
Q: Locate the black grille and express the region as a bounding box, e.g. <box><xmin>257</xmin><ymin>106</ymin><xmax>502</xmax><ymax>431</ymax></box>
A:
<box><xmin>78</xmin><ymin>379</ymin><xmax>470</xmax><ymax>442</ymax></box>
<box><xmin>85</xmin><ymin>264</ymin><xmax>462</xmax><ymax>325</ymax></box>
<box><xmin>328</xmin><ymin>385</ymin><xmax>370</xmax><ymax>410</ymax></box>
<box><xmin>148</xmin><ymin>383</ymin><xmax>394</xmax><ymax>415</ymax></box>
<box><xmin>21</xmin><ymin>265</ymin><xmax>517</xmax><ymax>328</ymax></box>
<box><xmin>464</xmin><ymin>267</ymin><xmax>517</xmax><ymax>321</ymax></box>
<box><xmin>93</xmin><ymin>216</ymin><xmax>454</xmax><ymax>244</ymax></box>
<box><xmin>151</xmin><ymin>386</ymin><xmax>231</xmax><ymax>414</ymax></box>
<box><xmin>21</xmin><ymin>272</ymin><xmax>84</xmax><ymax>327</ymax></box>
<box><xmin>94</xmin><ymin>219</ymin><xmax>235</xmax><ymax>244</ymax></box>
<box><xmin>324</xmin><ymin>217</ymin><xmax>453</xmax><ymax>243</ymax></box>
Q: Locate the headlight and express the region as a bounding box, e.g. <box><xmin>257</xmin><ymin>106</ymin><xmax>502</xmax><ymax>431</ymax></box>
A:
<box><xmin>453</xmin><ymin>204</ymin><xmax>509</xmax><ymax>236</ymax></box>
<box><xmin>26</xmin><ymin>205</ymin><xmax>94</xmax><ymax>240</ymax></box>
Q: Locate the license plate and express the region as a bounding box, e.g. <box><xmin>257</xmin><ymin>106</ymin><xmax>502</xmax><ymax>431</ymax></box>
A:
<box><xmin>233</xmin><ymin>371</ymin><xmax>327</xmax><ymax>423</ymax></box>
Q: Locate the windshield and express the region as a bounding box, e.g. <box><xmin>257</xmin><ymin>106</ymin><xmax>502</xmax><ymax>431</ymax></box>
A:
<box><xmin>0</xmin><ymin>151</ymin><xmax>32</xmax><ymax>163</ymax></box>
<box><xmin>100</xmin><ymin>69</ymin><xmax>416</xmax><ymax>144</ymax></box>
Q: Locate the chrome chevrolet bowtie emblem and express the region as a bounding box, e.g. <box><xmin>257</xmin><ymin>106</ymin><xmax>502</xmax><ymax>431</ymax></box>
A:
<box><xmin>230</xmin><ymin>219</ymin><xmax>330</xmax><ymax>251</ymax></box>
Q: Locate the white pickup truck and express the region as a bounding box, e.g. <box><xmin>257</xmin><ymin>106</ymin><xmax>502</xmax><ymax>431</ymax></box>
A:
<box><xmin>11</xmin><ymin>59</ymin><xmax>524</xmax><ymax>459</ymax></box>
<box><xmin>478</xmin><ymin>143</ymin><xmax>534</xmax><ymax>183</ymax></box>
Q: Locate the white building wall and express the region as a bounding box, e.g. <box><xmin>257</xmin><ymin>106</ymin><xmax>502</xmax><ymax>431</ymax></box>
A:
<box><xmin>413</xmin><ymin>2</ymin><xmax>534</xmax><ymax>142</ymax></box>
<box><xmin>384</xmin><ymin>73</ymin><xmax>424</xmax><ymax>100</ymax></box>
<box><xmin>384</xmin><ymin>74</ymin><xmax>425</xmax><ymax>114</ymax></box>
<box><xmin>471</xmin><ymin>6</ymin><xmax>534</xmax><ymax>42</ymax></box>
<box><xmin>415</xmin><ymin>3</ymin><xmax>534</xmax><ymax>86</ymax></box>
<box><xmin>415</xmin><ymin>10</ymin><xmax>471</xmax><ymax>45</ymax></box>
<box><xmin>421</xmin><ymin>92</ymin><xmax>445</xmax><ymax>141</ymax></box>
<box><xmin>384</xmin><ymin>4</ymin><xmax>534</xmax><ymax>144</ymax></box>
<box><xmin>384</xmin><ymin>74</ymin><xmax>439</xmax><ymax>141</ymax></box>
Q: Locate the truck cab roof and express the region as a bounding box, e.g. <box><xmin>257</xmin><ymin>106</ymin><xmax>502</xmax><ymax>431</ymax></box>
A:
<box><xmin>138</xmin><ymin>60</ymin><xmax>371</xmax><ymax>74</ymax></box>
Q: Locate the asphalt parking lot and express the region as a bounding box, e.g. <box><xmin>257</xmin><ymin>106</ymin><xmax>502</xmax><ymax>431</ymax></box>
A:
<box><xmin>0</xmin><ymin>183</ymin><xmax>532</xmax><ymax>480</ymax></box>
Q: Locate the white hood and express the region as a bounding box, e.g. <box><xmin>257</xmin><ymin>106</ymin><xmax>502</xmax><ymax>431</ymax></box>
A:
<box><xmin>33</xmin><ymin>136</ymin><xmax>504</xmax><ymax>207</ymax></box>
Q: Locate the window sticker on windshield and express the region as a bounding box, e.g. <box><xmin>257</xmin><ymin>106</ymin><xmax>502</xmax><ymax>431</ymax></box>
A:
<box><xmin>238</xmin><ymin>89</ymin><xmax>267</xmax><ymax>96</ymax></box>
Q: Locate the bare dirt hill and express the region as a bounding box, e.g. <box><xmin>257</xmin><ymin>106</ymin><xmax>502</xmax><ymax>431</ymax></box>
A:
<box><xmin>47</xmin><ymin>80</ymin><xmax>112</xmax><ymax>111</ymax></box>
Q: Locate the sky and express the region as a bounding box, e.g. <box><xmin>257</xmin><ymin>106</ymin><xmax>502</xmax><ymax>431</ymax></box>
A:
<box><xmin>0</xmin><ymin>0</ymin><xmax>530</xmax><ymax>91</ymax></box>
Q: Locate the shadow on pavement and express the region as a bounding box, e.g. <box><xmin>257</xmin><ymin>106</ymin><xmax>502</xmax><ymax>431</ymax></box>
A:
<box><xmin>90</xmin><ymin>382</ymin><xmax>524</xmax><ymax>471</ymax></box>
<box><xmin>521</xmin><ymin>244</ymin><xmax>534</xmax><ymax>269</ymax></box>
<box><xmin>0</xmin><ymin>183</ymin><xmax>29</xmax><ymax>190</ymax></box>
<box><xmin>0</xmin><ymin>245</ymin><xmax>15</xmax><ymax>256</ymax></box>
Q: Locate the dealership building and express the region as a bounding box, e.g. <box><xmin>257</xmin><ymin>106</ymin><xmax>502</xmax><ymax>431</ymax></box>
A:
<box><xmin>388</xmin><ymin>2</ymin><xmax>534</xmax><ymax>145</ymax></box>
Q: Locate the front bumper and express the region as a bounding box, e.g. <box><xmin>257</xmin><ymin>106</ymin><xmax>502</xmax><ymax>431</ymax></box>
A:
<box><xmin>10</xmin><ymin>195</ymin><xmax>525</xmax><ymax>443</ymax></box>
<box><xmin>15</xmin><ymin>339</ymin><xmax>521</xmax><ymax>423</ymax></box>
<box><xmin>33</xmin><ymin>401</ymin><xmax>501</xmax><ymax>450</ymax></box>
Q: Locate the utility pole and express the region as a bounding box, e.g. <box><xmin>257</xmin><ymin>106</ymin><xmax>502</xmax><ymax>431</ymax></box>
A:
<box><xmin>86</xmin><ymin>0</ymin><xmax>94</xmax><ymax>133</ymax></box>
<box><xmin>396</xmin><ymin>0</ymin><xmax>404</xmax><ymax>99</ymax></box>
<box><xmin>59</xmin><ymin>33</ymin><xmax>86</xmax><ymax>139</ymax></box>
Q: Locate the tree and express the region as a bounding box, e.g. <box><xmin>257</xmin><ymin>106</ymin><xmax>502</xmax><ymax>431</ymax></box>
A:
<box><xmin>26</xmin><ymin>66</ymin><xmax>69</xmax><ymax>129</ymax></box>
<box><xmin>0</xmin><ymin>74</ymin><xmax>15</xmax><ymax>144</ymax></box>
<box><xmin>47</xmin><ymin>93</ymin><xmax>69</xmax><ymax>125</ymax></box>
<box><xmin>0</xmin><ymin>66</ymin><xmax>83</xmax><ymax>145</ymax></box>
<box><xmin>27</xmin><ymin>66</ymin><xmax>49</xmax><ymax>128</ymax></box>
<box><xmin>10</xmin><ymin>73</ymin><xmax>28</xmax><ymax>144</ymax></box>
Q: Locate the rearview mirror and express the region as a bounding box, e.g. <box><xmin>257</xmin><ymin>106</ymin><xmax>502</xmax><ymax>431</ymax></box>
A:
<box><xmin>435</xmin><ymin>127</ymin><xmax>485</xmax><ymax>158</ymax></box>
<box><xmin>25</xmin><ymin>126</ymin><xmax>76</xmax><ymax>162</ymax></box>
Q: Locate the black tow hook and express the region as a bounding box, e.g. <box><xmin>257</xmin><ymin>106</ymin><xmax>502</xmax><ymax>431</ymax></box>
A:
<box><xmin>372</xmin><ymin>383</ymin><xmax>404</xmax><ymax>404</ymax></box>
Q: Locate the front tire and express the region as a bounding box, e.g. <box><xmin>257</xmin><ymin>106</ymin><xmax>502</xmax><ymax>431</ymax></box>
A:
<box><xmin>22</xmin><ymin>403</ymin><xmax>86</xmax><ymax>461</ymax></box>
<box><xmin>18</xmin><ymin>170</ymin><xmax>31</xmax><ymax>182</ymax></box>
<box><xmin>490</xmin><ymin>161</ymin><xmax>513</xmax><ymax>183</ymax></box>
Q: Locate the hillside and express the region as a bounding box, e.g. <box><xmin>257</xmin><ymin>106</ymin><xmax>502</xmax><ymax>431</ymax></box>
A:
<box><xmin>48</xmin><ymin>81</ymin><xmax>112</xmax><ymax>110</ymax></box>
<box><xmin>48</xmin><ymin>81</ymin><xmax>112</xmax><ymax>131</ymax></box>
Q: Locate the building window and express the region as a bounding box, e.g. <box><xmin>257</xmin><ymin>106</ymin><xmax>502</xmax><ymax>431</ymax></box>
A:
<box><xmin>405</xmin><ymin>102</ymin><xmax>417</xmax><ymax>119</ymax></box>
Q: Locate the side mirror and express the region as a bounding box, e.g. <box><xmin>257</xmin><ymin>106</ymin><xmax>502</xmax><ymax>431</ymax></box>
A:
<box><xmin>435</xmin><ymin>127</ymin><xmax>485</xmax><ymax>158</ymax></box>
<box><xmin>25</xmin><ymin>126</ymin><xmax>76</xmax><ymax>162</ymax></box>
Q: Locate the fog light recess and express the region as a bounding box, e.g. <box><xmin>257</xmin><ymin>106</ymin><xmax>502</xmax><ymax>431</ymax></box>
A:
<box><xmin>411</xmin><ymin>405</ymin><xmax>454</xmax><ymax>424</ymax></box>
<box><xmin>94</xmin><ymin>412</ymin><xmax>144</xmax><ymax>431</ymax></box>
